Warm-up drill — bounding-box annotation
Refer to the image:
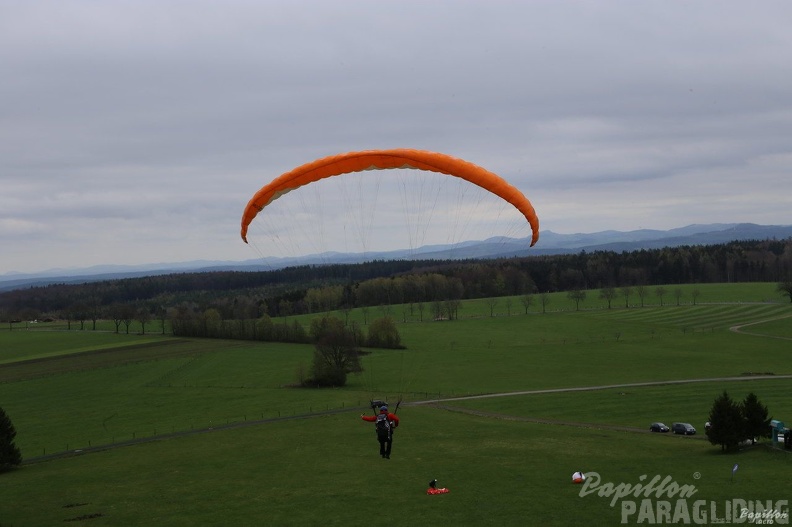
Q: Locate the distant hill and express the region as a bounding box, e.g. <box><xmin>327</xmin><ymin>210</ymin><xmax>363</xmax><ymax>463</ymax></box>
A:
<box><xmin>2</xmin><ymin>222</ymin><xmax>791</xmax><ymax>292</ymax></box>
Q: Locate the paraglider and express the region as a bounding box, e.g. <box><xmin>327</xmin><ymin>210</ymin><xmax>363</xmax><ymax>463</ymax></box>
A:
<box><xmin>240</xmin><ymin>149</ymin><xmax>539</xmax><ymax>247</ymax></box>
<box><xmin>427</xmin><ymin>479</ymin><xmax>450</xmax><ymax>495</ymax></box>
<box><xmin>361</xmin><ymin>402</ymin><xmax>400</xmax><ymax>459</ymax></box>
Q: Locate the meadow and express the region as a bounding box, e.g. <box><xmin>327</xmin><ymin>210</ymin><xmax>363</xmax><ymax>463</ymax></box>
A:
<box><xmin>0</xmin><ymin>282</ymin><xmax>790</xmax><ymax>526</ymax></box>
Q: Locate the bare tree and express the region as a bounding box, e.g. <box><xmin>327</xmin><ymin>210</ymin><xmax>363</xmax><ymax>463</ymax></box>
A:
<box><xmin>673</xmin><ymin>288</ymin><xmax>684</xmax><ymax>306</ymax></box>
<box><xmin>599</xmin><ymin>287</ymin><xmax>617</xmax><ymax>309</ymax></box>
<box><xmin>655</xmin><ymin>286</ymin><xmax>667</xmax><ymax>306</ymax></box>
<box><xmin>432</xmin><ymin>300</ymin><xmax>444</xmax><ymax>320</ymax></box>
<box><xmin>486</xmin><ymin>297</ymin><xmax>499</xmax><ymax>317</ymax></box>
<box><xmin>777</xmin><ymin>281</ymin><xmax>792</xmax><ymax>303</ymax></box>
<box><xmin>136</xmin><ymin>306</ymin><xmax>152</xmax><ymax>335</ymax></box>
<box><xmin>635</xmin><ymin>285</ymin><xmax>647</xmax><ymax>307</ymax></box>
<box><xmin>70</xmin><ymin>301</ymin><xmax>89</xmax><ymax>330</ymax></box>
<box><xmin>444</xmin><ymin>299</ymin><xmax>461</xmax><ymax>320</ymax></box>
<box><xmin>539</xmin><ymin>293</ymin><xmax>551</xmax><ymax>314</ymax></box>
<box><xmin>88</xmin><ymin>287</ymin><xmax>101</xmax><ymax>330</ymax></box>
<box><xmin>567</xmin><ymin>289</ymin><xmax>586</xmax><ymax>311</ymax></box>
<box><xmin>107</xmin><ymin>303</ymin><xmax>125</xmax><ymax>333</ymax></box>
<box><xmin>520</xmin><ymin>294</ymin><xmax>534</xmax><ymax>314</ymax></box>
<box><xmin>157</xmin><ymin>306</ymin><xmax>169</xmax><ymax>335</ymax></box>
<box><xmin>620</xmin><ymin>286</ymin><xmax>632</xmax><ymax>308</ymax></box>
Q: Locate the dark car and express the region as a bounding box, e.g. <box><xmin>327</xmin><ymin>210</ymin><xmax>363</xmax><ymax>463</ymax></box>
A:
<box><xmin>650</xmin><ymin>422</ymin><xmax>670</xmax><ymax>433</ymax></box>
<box><xmin>672</xmin><ymin>422</ymin><xmax>696</xmax><ymax>435</ymax></box>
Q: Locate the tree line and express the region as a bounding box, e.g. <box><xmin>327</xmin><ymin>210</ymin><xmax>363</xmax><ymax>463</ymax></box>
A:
<box><xmin>2</xmin><ymin>238</ymin><xmax>791</xmax><ymax>327</ymax></box>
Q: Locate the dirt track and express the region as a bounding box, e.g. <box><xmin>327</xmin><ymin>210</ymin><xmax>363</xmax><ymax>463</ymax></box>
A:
<box><xmin>729</xmin><ymin>313</ymin><xmax>792</xmax><ymax>340</ymax></box>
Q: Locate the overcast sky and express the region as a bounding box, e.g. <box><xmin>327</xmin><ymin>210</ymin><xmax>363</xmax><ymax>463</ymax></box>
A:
<box><xmin>2</xmin><ymin>1</ymin><xmax>791</xmax><ymax>275</ymax></box>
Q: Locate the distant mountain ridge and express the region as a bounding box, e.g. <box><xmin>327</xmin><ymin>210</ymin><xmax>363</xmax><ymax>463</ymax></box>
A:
<box><xmin>2</xmin><ymin>223</ymin><xmax>791</xmax><ymax>292</ymax></box>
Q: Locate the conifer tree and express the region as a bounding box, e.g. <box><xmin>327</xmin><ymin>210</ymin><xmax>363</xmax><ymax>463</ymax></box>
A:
<box><xmin>741</xmin><ymin>392</ymin><xmax>771</xmax><ymax>444</ymax></box>
<box><xmin>0</xmin><ymin>406</ymin><xmax>22</xmax><ymax>471</ymax></box>
<box><xmin>706</xmin><ymin>391</ymin><xmax>743</xmax><ymax>452</ymax></box>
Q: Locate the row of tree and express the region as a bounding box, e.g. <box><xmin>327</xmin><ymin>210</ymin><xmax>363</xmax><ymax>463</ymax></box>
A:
<box><xmin>2</xmin><ymin>239</ymin><xmax>791</xmax><ymax>326</ymax></box>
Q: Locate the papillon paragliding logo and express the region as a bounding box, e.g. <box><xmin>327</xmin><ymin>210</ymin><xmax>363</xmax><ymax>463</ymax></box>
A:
<box><xmin>578</xmin><ymin>471</ymin><xmax>789</xmax><ymax>525</ymax></box>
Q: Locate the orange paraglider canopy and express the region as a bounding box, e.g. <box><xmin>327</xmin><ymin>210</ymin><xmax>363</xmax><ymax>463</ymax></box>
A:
<box><xmin>240</xmin><ymin>148</ymin><xmax>539</xmax><ymax>246</ymax></box>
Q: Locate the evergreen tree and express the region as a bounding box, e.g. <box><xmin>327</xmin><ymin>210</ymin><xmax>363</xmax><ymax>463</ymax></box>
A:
<box><xmin>0</xmin><ymin>406</ymin><xmax>22</xmax><ymax>471</ymax></box>
<box><xmin>741</xmin><ymin>392</ymin><xmax>771</xmax><ymax>444</ymax></box>
<box><xmin>706</xmin><ymin>391</ymin><xmax>743</xmax><ymax>452</ymax></box>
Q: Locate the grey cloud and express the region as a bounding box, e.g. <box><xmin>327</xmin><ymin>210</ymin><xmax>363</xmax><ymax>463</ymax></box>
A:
<box><xmin>1</xmin><ymin>0</ymin><xmax>791</xmax><ymax>273</ymax></box>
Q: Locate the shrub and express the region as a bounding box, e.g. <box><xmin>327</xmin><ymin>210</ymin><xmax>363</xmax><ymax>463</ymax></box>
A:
<box><xmin>366</xmin><ymin>316</ymin><xmax>403</xmax><ymax>349</ymax></box>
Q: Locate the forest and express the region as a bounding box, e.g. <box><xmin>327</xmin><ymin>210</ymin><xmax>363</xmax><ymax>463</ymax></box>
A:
<box><xmin>2</xmin><ymin>238</ymin><xmax>791</xmax><ymax>328</ymax></box>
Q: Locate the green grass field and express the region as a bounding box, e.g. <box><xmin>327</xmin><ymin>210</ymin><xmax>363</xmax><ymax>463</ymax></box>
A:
<box><xmin>1</xmin><ymin>283</ymin><xmax>790</xmax><ymax>526</ymax></box>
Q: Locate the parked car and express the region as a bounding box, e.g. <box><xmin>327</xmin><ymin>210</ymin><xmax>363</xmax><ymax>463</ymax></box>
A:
<box><xmin>672</xmin><ymin>422</ymin><xmax>696</xmax><ymax>435</ymax></box>
<box><xmin>650</xmin><ymin>422</ymin><xmax>670</xmax><ymax>433</ymax></box>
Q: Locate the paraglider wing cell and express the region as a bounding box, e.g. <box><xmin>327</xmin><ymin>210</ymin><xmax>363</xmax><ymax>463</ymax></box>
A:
<box><xmin>240</xmin><ymin>149</ymin><xmax>539</xmax><ymax>246</ymax></box>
